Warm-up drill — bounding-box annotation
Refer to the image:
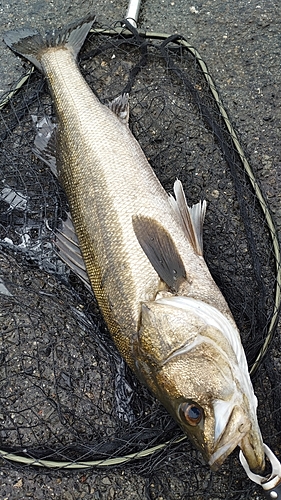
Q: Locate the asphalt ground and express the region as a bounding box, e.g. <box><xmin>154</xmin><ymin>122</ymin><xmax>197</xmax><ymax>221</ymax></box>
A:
<box><xmin>0</xmin><ymin>0</ymin><xmax>280</xmax><ymax>499</ymax></box>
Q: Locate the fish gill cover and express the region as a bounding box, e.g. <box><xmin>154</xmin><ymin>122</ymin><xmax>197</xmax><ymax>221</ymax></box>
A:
<box><xmin>0</xmin><ymin>21</ymin><xmax>280</xmax><ymax>499</ymax></box>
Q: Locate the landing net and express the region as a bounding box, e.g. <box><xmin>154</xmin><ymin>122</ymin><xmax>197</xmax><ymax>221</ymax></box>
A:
<box><xmin>0</xmin><ymin>21</ymin><xmax>280</xmax><ymax>499</ymax></box>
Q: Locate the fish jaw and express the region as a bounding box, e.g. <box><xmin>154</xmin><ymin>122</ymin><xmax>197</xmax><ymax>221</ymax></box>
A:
<box><xmin>239</xmin><ymin>428</ymin><xmax>266</xmax><ymax>473</ymax></box>
<box><xmin>135</xmin><ymin>298</ymin><xmax>265</xmax><ymax>471</ymax></box>
<box><xmin>208</xmin><ymin>404</ymin><xmax>265</xmax><ymax>472</ymax></box>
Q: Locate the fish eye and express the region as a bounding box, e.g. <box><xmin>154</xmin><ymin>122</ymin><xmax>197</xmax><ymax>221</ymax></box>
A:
<box><xmin>179</xmin><ymin>402</ymin><xmax>203</xmax><ymax>426</ymax></box>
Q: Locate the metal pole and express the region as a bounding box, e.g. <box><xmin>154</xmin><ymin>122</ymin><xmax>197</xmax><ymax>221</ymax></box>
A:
<box><xmin>125</xmin><ymin>0</ymin><xmax>142</xmax><ymax>28</ymax></box>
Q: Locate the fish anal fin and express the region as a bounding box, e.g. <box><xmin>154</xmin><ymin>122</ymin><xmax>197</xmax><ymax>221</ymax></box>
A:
<box><xmin>170</xmin><ymin>179</ymin><xmax>206</xmax><ymax>256</ymax></box>
<box><xmin>32</xmin><ymin>115</ymin><xmax>57</xmax><ymax>175</ymax></box>
<box><xmin>108</xmin><ymin>93</ymin><xmax>129</xmax><ymax>125</ymax></box>
<box><xmin>132</xmin><ymin>216</ymin><xmax>186</xmax><ymax>292</ymax></box>
<box><xmin>55</xmin><ymin>213</ymin><xmax>91</xmax><ymax>291</ymax></box>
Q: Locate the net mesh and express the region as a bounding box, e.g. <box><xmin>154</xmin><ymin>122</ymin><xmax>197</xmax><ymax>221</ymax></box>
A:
<box><xmin>0</xmin><ymin>21</ymin><xmax>280</xmax><ymax>499</ymax></box>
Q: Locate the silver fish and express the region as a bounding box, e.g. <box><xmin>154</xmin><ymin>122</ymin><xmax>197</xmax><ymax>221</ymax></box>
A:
<box><xmin>4</xmin><ymin>14</ymin><xmax>265</xmax><ymax>471</ymax></box>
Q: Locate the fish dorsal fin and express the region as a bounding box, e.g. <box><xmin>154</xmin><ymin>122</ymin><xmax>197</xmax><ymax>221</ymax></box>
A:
<box><xmin>55</xmin><ymin>213</ymin><xmax>91</xmax><ymax>291</ymax></box>
<box><xmin>108</xmin><ymin>94</ymin><xmax>129</xmax><ymax>125</ymax></box>
<box><xmin>169</xmin><ymin>179</ymin><xmax>206</xmax><ymax>256</ymax></box>
<box><xmin>132</xmin><ymin>215</ymin><xmax>186</xmax><ymax>291</ymax></box>
<box><xmin>32</xmin><ymin>115</ymin><xmax>57</xmax><ymax>176</ymax></box>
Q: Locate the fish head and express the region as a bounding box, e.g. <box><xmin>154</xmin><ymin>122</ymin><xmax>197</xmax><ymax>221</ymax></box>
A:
<box><xmin>135</xmin><ymin>298</ymin><xmax>265</xmax><ymax>472</ymax></box>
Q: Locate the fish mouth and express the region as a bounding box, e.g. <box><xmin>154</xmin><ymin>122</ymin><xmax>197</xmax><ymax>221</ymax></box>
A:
<box><xmin>239</xmin><ymin>431</ymin><xmax>265</xmax><ymax>473</ymax></box>
<box><xmin>208</xmin><ymin>406</ymin><xmax>265</xmax><ymax>472</ymax></box>
<box><xmin>208</xmin><ymin>432</ymin><xmax>248</xmax><ymax>471</ymax></box>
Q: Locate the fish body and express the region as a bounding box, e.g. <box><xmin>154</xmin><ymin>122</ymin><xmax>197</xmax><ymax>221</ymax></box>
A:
<box><xmin>4</xmin><ymin>15</ymin><xmax>265</xmax><ymax>471</ymax></box>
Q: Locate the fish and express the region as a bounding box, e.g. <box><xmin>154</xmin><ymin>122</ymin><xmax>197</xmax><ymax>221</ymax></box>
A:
<box><xmin>4</xmin><ymin>14</ymin><xmax>265</xmax><ymax>472</ymax></box>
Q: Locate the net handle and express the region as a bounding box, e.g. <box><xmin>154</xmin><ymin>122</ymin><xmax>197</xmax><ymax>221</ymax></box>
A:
<box><xmin>125</xmin><ymin>0</ymin><xmax>142</xmax><ymax>28</ymax></box>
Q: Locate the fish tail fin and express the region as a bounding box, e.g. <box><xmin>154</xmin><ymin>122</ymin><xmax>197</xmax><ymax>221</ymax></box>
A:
<box><xmin>4</xmin><ymin>14</ymin><xmax>95</xmax><ymax>72</ymax></box>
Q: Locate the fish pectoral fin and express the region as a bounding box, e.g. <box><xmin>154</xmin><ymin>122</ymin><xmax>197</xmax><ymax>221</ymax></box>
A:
<box><xmin>55</xmin><ymin>213</ymin><xmax>92</xmax><ymax>291</ymax></box>
<box><xmin>132</xmin><ymin>215</ymin><xmax>186</xmax><ymax>292</ymax></box>
<box><xmin>32</xmin><ymin>115</ymin><xmax>57</xmax><ymax>176</ymax></box>
<box><xmin>107</xmin><ymin>94</ymin><xmax>130</xmax><ymax>125</ymax></box>
<box><xmin>169</xmin><ymin>179</ymin><xmax>206</xmax><ymax>256</ymax></box>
